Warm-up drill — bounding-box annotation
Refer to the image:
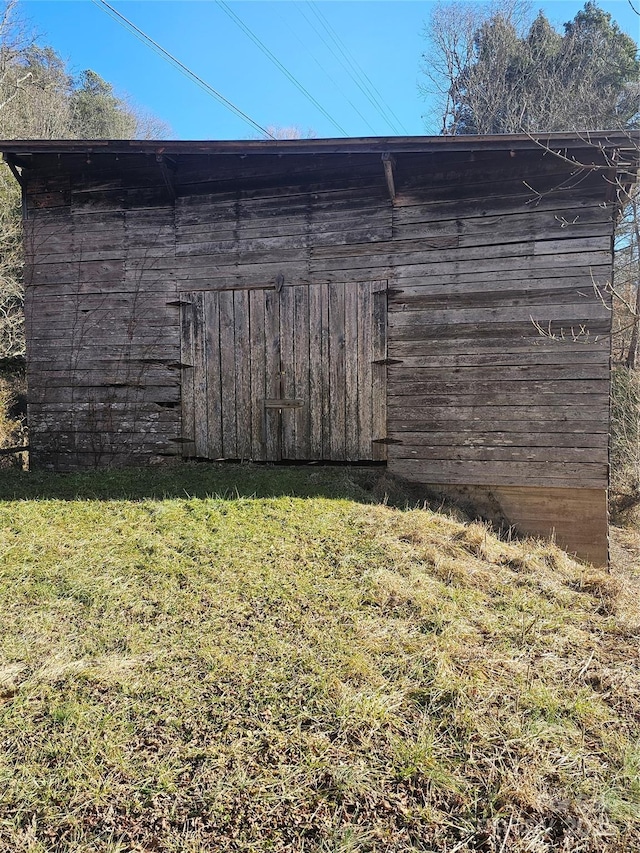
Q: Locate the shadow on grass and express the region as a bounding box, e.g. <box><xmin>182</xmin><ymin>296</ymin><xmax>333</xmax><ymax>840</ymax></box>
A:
<box><xmin>0</xmin><ymin>461</ymin><xmax>424</xmax><ymax>507</ymax></box>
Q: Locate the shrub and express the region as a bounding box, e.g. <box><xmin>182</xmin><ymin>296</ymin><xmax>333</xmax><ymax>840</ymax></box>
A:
<box><xmin>0</xmin><ymin>364</ymin><xmax>26</xmax><ymax>469</ymax></box>
<box><xmin>610</xmin><ymin>366</ymin><xmax>640</xmax><ymax>503</ymax></box>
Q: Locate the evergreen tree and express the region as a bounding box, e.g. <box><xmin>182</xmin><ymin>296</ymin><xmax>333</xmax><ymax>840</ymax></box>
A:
<box><xmin>422</xmin><ymin>1</ymin><xmax>640</xmax><ymax>135</ymax></box>
<box><xmin>69</xmin><ymin>70</ymin><xmax>137</xmax><ymax>139</ymax></box>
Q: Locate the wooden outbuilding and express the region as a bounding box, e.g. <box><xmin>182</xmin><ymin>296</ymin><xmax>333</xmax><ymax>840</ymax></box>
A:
<box><xmin>2</xmin><ymin>132</ymin><xmax>638</xmax><ymax>565</ymax></box>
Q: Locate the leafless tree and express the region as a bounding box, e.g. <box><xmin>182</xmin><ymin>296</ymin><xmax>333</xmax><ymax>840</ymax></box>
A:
<box><xmin>0</xmin><ymin>160</ymin><xmax>22</xmax><ymax>359</ymax></box>
<box><xmin>0</xmin><ymin>0</ymin><xmax>171</xmax><ymax>463</ymax></box>
<box><xmin>0</xmin><ymin>0</ymin><xmax>30</xmax><ymax>360</ymax></box>
<box><xmin>256</xmin><ymin>125</ymin><xmax>318</xmax><ymax>140</ymax></box>
<box><xmin>0</xmin><ymin>0</ymin><xmax>31</xmax><ymax>114</ymax></box>
<box><xmin>612</xmin><ymin>187</ymin><xmax>640</xmax><ymax>368</ymax></box>
<box><xmin>0</xmin><ymin>0</ymin><xmax>171</xmax><ymax>362</ymax></box>
<box><xmin>420</xmin><ymin>0</ymin><xmax>532</xmax><ymax>134</ymax></box>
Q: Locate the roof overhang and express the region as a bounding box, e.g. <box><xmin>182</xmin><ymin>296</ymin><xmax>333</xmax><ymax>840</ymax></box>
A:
<box><xmin>3</xmin><ymin>132</ymin><xmax>637</xmax><ymax>212</ymax></box>
<box><xmin>0</xmin><ymin>130</ymin><xmax>638</xmax><ymax>160</ymax></box>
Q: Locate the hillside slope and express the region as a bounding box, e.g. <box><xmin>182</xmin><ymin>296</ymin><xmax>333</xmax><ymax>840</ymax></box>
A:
<box><xmin>0</xmin><ymin>465</ymin><xmax>639</xmax><ymax>852</ymax></box>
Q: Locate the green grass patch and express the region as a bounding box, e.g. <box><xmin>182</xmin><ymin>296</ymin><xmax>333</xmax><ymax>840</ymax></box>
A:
<box><xmin>1</xmin><ymin>464</ymin><xmax>639</xmax><ymax>851</ymax></box>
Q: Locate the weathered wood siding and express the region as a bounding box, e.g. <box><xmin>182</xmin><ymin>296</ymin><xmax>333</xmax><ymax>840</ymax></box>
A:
<box><xmin>24</xmin><ymin>156</ymin><xmax>181</xmax><ymax>468</ymax></box>
<box><xmin>21</xmin><ymin>145</ymin><xmax>617</xmax><ymax>563</ymax></box>
<box><xmin>384</xmin><ymin>153</ymin><xmax>615</xmax><ymax>565</ymax></box>
<box><xmin>386</xmin><ymin>154</ymin><xmax>614</xmax><ymax>490</ymax></box>
<box><xmin>171</xmin><ymin>160</ymin><xmax>391</xmax><ymax>463</ymax></box>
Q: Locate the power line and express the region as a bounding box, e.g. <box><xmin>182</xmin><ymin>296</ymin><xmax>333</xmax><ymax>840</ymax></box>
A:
<box><xmin>309</xmin><ymin>2</ymin><xmax>409</xmax><ymax>135</ymax></box>
<box><xmin>90</xmin><ymin>0</ymin><xmax>275</xmax><ymax>138</ymax></box>
<box><xmin>309</xmin><ymin>2</ymin><xmax>406</xmax><ymax>134</ymax></box>
<box><xmin>295</xmin><ymin>1</ymin><xmax>398</xmax><ymax>135</ymax></box>
<box><xmin>310</xmin><ymin>2</ymin><xmax>407</xmax><ymax>134</ymax></box>
<box><xmin>273</xmin><ymin>5</ymin><xmax>379</xmax><ymax>136</ymax></box>
<box><xmin>215</xmin><ymin>1</ymin><xmax>348</xmax><ymax>137</ymax></box>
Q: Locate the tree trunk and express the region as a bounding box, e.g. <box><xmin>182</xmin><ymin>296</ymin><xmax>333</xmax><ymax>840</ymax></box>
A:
<box><xmin>626</xmin><ymin>291</ymin><xmax>639</xmax><ymax>369</ymax></box>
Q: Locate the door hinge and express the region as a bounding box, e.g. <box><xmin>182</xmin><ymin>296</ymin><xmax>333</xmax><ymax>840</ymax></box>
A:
<box><xmin>372</xmin><ymin>358</ymin><xmax>403</xmax><ymax>366</ymax></box>
<box><xmin>372</xmin><ymin>437</ymin><xmax>402</xmax><ymax>445</ymax></box>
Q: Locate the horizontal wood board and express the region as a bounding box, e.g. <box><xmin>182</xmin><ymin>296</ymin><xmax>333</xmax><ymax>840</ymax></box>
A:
<box><xmin>419</xmin><ymin>484</ymin><xmax>609</xmax><ymax>566</ymax></box>
<box><xmin>24</xmin><ymin>201</ymin><xmax>181</xmax><ymax>467</ymax></box>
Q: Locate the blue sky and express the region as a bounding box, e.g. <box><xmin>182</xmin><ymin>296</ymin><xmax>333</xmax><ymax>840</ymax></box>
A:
<box><xmin>20</xmin><ymin>0</ymin><xmax>640</xmax><ymax>139</ymax></box>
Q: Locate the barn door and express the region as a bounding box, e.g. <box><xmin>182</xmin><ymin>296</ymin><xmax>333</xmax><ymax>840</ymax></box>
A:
<box><xmin>180</xmin><ymin>281</ymin><xmax>387</xmax><ymax>462</ymax></box>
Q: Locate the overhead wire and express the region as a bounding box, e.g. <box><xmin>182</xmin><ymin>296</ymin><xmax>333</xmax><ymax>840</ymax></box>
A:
<box><xmin>294</xmin><ymin>1</ymin><xmax>397</xmax><ymax>135</ymax></box>
<box><xmin>215</xmin><ymin>1</ymin><xmax>348</xmax><ymax>137</ymax></box>
<box><xmin>310</xmin><ymin>2</ymin><xmax>408</xmax><ymax>133</ymax></box>
<box><xmin>273</xmin><ymin>5</ymin><xmax>379</xmax><ymax>136</ymax></box>
<box><xmin>90</xmin><ymin>0</ymin><xmax>276</xmax><ymax>138</ymax></box>
<box><xmin>90</xmin><ymin>0</ymin><xmax>405</xmax><ymax>140</ymax></box>
<box><xmin>309</xmin><ymin>2</ymin><xmax>409</xmax><ymax>135</ymax></box>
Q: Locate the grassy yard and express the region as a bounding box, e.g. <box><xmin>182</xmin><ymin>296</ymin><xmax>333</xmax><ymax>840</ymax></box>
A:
<box><xmin>1</xmin><ymin>464</ymin><xmax>639</xmax><ymax>852</ymax></box>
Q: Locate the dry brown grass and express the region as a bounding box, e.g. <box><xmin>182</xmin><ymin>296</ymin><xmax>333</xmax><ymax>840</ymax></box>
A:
<box><xmin>610</xmin><ymin>525</ymin><xmax>640</xmax><ymax>628</ymax></box>
<box><xmin>1</xmin><ymin>466</ymin><xmax>640</xmax><ymax>851</ymax></box>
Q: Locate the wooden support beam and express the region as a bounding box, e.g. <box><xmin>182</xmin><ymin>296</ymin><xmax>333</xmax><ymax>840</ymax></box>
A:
<box><xmin>382</xmin><ymin>152</ymin><xmax>396</xmax><ymax>202</ymax></box>
<box><xmin>3</xmin><ymin>154</ymin><xmax>28</xmax><ymax>219</ymax></box>
<box><xmin>0</xmin><ymin>445</ymin><xmax>29</xmax><ymax>456</ymax></box>
<box><xmin>3</xmin><ymin>154</ymin><xmax>24</xmax><ymax>188</ymax></box>
<box><xmin>156</xmin><ymin>154</ymin><xmax>176</xmax><ymax>200</ymax></box>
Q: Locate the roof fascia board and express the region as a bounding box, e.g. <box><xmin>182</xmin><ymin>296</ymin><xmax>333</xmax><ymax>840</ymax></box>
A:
<box><xmin>0</xmin><ymin>131</ymin><xmax>637</xmax><ymax>159</ymax></box>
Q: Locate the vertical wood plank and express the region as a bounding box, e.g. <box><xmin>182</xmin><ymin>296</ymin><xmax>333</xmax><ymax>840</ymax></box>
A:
<box><xmin>280</xmin><ymin>285</ymin><xmax>296</xmax><ymax>459</ymax></box>
<box><xmin>328</xmin><ymin>282</ymin><xmax>346</xmax><ymax>460</ymax></box>
<box><xmin>219</xmin><ymin>289</ymin><xmax>237</xmax><ymax>458</ymax></box>
<box><xmin>264</xmin><ymin>287</ymin><xmax>281</xmax><ymax>461</ymax></box>
<box><xmin>344</xmin><ymin>282</ymin><xmax>359</xmax><ymax>461</ymax></box>
<box><xmin>308</xmin><ymin>283</ymin><xmax>323</xmax><ymax>459</ymax></box>
<box><xmin>180</xmin><ymin>293</ymin><xmax>196</xmax><ymax>457</ymax></box>
<box><xmin>234</xmin><ymin>289</ymin><xmax>252</xmax><ymax>460</ymax></box>
<box><xmin>205</xmin><ymin>291</ymin><xmax>223</xmax><ymax>459</ymax></box>
<box><xmin>357</xmin><ymin>281</ymin><xmax>373</xmax><ymax>459</ymax></box>
<box><xmin>294</xmin><ymin>284</ymin><xmax>310</xmax><ymax>460</ymax></box>
<box><xmin>320</xmin><ymin>282</ymin><xmax>331</xmax><ymax>458</ymax></box>
<box><xmin>371</xmin><ymin>281</ymin><xmax>388</xmax><ymax>461</ymax></box>
<box><xmin>193</xmin><ymin>292</ymin><xmax>209</xmax><ymax>457</ymax></box>
<box><xmin>250</xmin><ymin>288</ymin><xmax>266</xmax><ymax>461</ymax></box>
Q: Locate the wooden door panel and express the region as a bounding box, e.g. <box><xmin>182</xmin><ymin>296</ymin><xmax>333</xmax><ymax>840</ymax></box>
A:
<box><xmin>327</xmin><ymin>282</ymin><xmax>347</xmax><ymax>460</ymax></box>
<box><xmin>180</xmin><ymin>291</ymin><xmax>196</xmax><ymax>458</ymax></box>
<box><xmin>356</xmin><ymin>282</ymin><xmax>373</xmax><ymax>459</ymax></box>
<box><xmin>263</xmin><ymin>288</ymin><xmax>281</xmax><ymax>461</ymax></box>
<box><xmin>218</xmin><ymin>290</ymin><xmax>237</xmax><ymax>459</ymax></box>
<box><xmin>344</xmin><ymin>281</ymin><xmax>360</xmax><ymax>461</ymax></box>
<box><xmin>249</xmin><ymin>289</ymin><xmax>266</xmax><ymax>461</ymax></box>
<box><xmin>308</xmin><ymin>282</ymin><xmax>325</xmax><ymax>459</ymax></box>
<box><xmin>203</xmin><ymin>292</ymin><xmax>222</xmax><ymax>459</ymax></box>
<box><xmin>191</xmin><ymin>293</ymin><xmax>209</xmax><ymax>458</ymax></box>
<box><xmin>233</xmin><ymin>288</ymin><xmax>252</xmax><ymax>461</ymax></box>
<box><xmin>280</xmin><ymin>284</ymin><xmax>297</xmax><ymax>460</ymax></box>
<box><xmin>293</xmin><ymin>284</ymin><xmax>311</xmax><ymax>461</ymax></box>
<box><xmin>371</xmin><ymin>282</ymin><xmax>388</xmax><ymax>461</ymax></box>
<box><xmin>181</xmin><ymin>280</ymin><xmax>387</xmax><ymax>461</ymax></box>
